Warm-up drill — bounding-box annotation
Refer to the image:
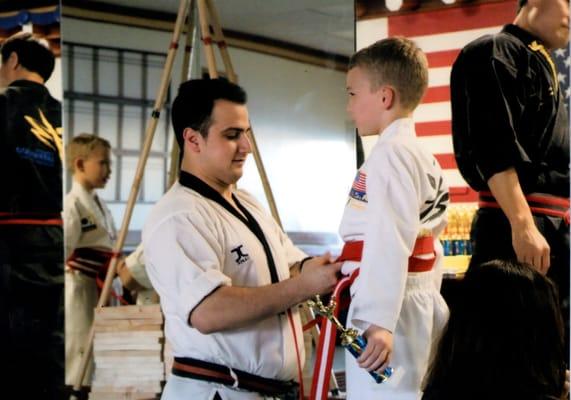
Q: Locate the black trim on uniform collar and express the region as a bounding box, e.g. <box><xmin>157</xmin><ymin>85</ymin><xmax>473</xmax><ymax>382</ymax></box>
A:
<box><xmin>178</xmin><ymin>171</ymin><xmax>280</xmax><ymax>284</ymax></box>
<box><xmin>9</xmin><ymin>80</ymin><xmax>47</xmax><ymax>89</ymax></box>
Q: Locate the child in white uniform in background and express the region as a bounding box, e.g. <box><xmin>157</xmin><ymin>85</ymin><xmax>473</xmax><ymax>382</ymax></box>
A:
<box><xmin>64</xmin><ymin>133</ymin><xmax>118</xmax><ymax>386</ymax></box>
<box><xmin>341</xmin><ymin>37</ymin><xmax>450</xmax><ymax>400</ymax></box>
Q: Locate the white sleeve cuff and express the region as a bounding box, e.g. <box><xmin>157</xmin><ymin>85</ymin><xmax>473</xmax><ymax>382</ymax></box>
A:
<box><xmin>180</xmin><ymin>268</ymin><xmax>232</xmax><ymax>323</ymax></box>
<box><xmin>125</xmin><ymin>252</ymin><xmax>152</xmax><ymax>288</ymax></box>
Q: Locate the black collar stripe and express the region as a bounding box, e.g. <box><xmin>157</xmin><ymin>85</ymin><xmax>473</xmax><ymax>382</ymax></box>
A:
<box><xmin>178</xmin><ymin>171</ymin><xmax>280</xmax><ymax>284</ymax></box>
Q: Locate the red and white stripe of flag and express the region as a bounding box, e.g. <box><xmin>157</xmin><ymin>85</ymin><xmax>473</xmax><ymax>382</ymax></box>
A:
<box><xmin>356</xmin><ymin>0</ymin><xmax>518</xmax><ymax>202</ymax></box>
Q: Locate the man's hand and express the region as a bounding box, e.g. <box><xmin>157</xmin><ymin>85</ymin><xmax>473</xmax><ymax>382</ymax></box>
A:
<box><xmin>487</xmin><ymin>168</ymin><xmax>551</xmax><ymax>274</ymax></box>
<box><xmin>357</xmin><ymin>324</ymin><xmax>393</xmax><ymax>373</ymax></box>
<box><xmin>298</xmin><ymin>253</ymin><xmax>342</xmax><ymax>297</ymax></box>
<box><xmin>511</xmin><ymin>218</ymin><xmax>550</xmax><ymax>274</ymax></box>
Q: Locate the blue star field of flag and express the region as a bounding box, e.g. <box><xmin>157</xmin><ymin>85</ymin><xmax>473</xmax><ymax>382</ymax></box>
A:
<box><xmin>552</xmin><ymin>47</ymin><xmax>570</xmax><ymax>110</ymax></box>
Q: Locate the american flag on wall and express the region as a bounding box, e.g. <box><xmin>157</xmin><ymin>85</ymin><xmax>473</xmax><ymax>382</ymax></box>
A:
<box><xmin>553</xmin><ymin>46</ymin><xmax>571</xmax><ymax>111</ymax></box>
<box><xmin>357</xmin><ymin>0</ymin><xmax>535</xmax><ymax>203</ymax></box>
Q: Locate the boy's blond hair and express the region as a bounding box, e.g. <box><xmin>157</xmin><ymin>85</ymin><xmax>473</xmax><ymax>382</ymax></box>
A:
<box><xmin>66</xmin><ymin>133</ymin><xmax>111</xmax><ymax>172</ymax></box>
<box><xmin>349</xmin><ymin>37</ymin><xmax>428</xmax><ymax>111</ymax></box>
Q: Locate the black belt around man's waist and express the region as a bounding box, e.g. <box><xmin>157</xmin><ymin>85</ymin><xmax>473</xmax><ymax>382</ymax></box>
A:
<box><xmin>172</xmin><ymin>357</ymin><xmax>298</xmax><ymax>397</ymax></box>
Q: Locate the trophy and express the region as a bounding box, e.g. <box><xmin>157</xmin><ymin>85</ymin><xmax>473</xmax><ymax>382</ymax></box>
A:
<box><xmin>308</xmin><ymin>295</ymin><xmax>394</xmax><ymax>384</ymax></box>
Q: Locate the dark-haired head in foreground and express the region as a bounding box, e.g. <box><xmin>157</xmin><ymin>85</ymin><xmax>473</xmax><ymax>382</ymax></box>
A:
<box><xmin>423</xmin><ymin>259</ymin><xmax>566</xmax><ymax>400</ymax></box>
<box><xmin>0</xmin><ymin>32</ymin><xmax>55</xmax><ymax>87</ymax></box>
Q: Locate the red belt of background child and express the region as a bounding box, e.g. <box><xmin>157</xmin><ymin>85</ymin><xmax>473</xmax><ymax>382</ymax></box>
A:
<box><xmin>479</xmin><ymin>191</ymin><xmax>570</xmax><ymax>226</ymax></box>
<box><xmin>66</xmin><ymin>247</ymin><xmax>129</xmax><ymax>305</ymax></box>
<box><xmin>337</xmin><ymin>236</ymin><xmax>436</xmax><ymax>273</ymax></box>
<box><xmin>0</xmin><ymin>212</ymin><xmax>62</xmax><ymax>226</ymax></box>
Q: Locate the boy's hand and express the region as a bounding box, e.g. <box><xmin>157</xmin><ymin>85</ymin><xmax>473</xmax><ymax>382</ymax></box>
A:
<box><xmin>357</xmin><ymin>324</ymin><xmax>393</xmax><ymax>373</ymax></box>
<box><xmin>299</xmin><ymin>252</ymin><xmax>342</xmax><ymax>297</ymax></box>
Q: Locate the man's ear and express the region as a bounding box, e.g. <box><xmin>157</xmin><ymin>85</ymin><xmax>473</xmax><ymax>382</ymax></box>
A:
<box><xmin>6</xmin><ymin>52</ymin><xmax>19</xmax><ymax>70</ymax></box>
<box><xmin>183</xmin><ymin>127</ymin><xmax>202</xmax><ymax>153</ymax></box>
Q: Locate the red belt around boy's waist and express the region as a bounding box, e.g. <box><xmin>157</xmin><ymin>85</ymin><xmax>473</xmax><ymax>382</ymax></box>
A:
<box><xmin>0</xmin><ymin>212</ymin><xmax>62</xmax><ymax>226</ymax></box>
<box><xmin>66</xmin><ymin>247</ymin><xmax>118</xmax><ymax>278</ymax></box>
<box><xmin>310</xmin><ymin>235</ymin><xmax>436</xmax><ymax>400</ymax></box>
<box><xmin>172</xmin><ymin>357</ymin><xmax>298</xmax><ymax>397</ymax></box>
<box><xmin>478</xmin><ymin>191</ymin><xmax>570</xmax><ymax>225</ymax></box>
<box><xmin>337</xmin><ymin>235</ymin><xmax>436</xmax><ymax>272</ymax></box>
<box><xmin>66</xmin><ymin>247</ymin><xmax>129</xmax><ymax>305</ymax></box>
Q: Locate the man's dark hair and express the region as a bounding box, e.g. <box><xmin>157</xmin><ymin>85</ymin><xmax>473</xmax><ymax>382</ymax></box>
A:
<box><xmin>518</xmin><ymin>0</ymin><xmax>527</xmax><ymax>11</ymax></box>
<box><xmin>0</xmin><ymin>34</ymin><xmax>55</xmax><ymax>82</ymax></box>
<box><xmin>171</xmin><ymin>78</ymin><xmax>247</xmax><ymax>155</ymax></box>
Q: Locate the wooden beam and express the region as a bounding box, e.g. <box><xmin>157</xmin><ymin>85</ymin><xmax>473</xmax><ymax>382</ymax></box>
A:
<box><xmin>62</xmin><ymin>3</ymin><xmax>349</xmax><ymax>71</ymax></box>
<box><xmin>356</xmin><ymin>0</ymin><xmax>505</xmax><ymax>20</ymax></box>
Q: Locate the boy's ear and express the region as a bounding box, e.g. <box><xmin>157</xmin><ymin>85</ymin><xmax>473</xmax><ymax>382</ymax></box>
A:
<box><xmin>74</xmin><ymin>157</ymin><xmax>85</xmax><ymax>172</ymax></box>
<box><xmin>182</xmin><ymin>127</ymin><xmax>202</xmax><ymax>153</ymax></box>
<box><xmin>380</xmin><ymin>86</ymin><xmax>396</xmax><ymax>109</ymax></box>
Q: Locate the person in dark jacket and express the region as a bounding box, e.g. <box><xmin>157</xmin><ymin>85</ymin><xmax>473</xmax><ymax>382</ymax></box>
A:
<box><xmin>0</xmin><ymin>32</ymin><xmax>64</xmax><ymax>399</ymax></box>
<box><xmin>450</xmin><ymin>0</ymin><xmax>570</xmax><ymax>353</ymax></box>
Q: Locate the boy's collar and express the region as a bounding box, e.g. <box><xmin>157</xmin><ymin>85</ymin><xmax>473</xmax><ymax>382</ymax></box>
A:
<box><xmin>71</xmin><ymin>178</ymin><xmax>95</xmax><ymax>196</ymax></box>
<box><xmin>378</xmin><ymin>117</ymin><xmax>415</xmax><ymax>142</ymax></box>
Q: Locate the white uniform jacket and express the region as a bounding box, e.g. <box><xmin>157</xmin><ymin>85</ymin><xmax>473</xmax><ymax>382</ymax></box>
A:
<box><xmin>64</xmin><ymin>180</ymin><xmax>116</xmax><ymax>258</ymax></box>
<box><xmin>339</xmin><ymin>117</ymin><xmax>449</xmax><ymax>334</ymax></box>
<box><xmin>143</xmin><ymin>172</ymin><xmax>307</xmax><ymax>383</ymax></box>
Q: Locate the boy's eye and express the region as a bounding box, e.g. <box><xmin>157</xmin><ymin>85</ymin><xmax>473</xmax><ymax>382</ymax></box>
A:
<box><xmin>226</xmin><ymin>132</ymin><xmax>241</xmax><ymax>140</ymax></box>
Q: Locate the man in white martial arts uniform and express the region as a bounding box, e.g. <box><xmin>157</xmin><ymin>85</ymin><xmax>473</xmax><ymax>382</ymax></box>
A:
<box><xmin>340</xmin><ymin>38</ymin><xmax>450</xmax><ymax>400</ymax></box>
<box><xmin>64</xmin><ymin>133</ymin><xmax>118</xmax><ymax>387</ymax></box>
<box><xmin>143</xmin><ymin>78</ymin><xmax>342</xmax><ymax>400</ymax></box>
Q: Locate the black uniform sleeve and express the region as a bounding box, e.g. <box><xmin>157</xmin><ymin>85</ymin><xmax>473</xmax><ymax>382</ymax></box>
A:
<box><xmin>473</xmin><ymin>59</ymin><xmax>527</xmax><ymax>177</ymax></box>
<box><xmin>451</xmin><ymin>42</ymin><xmax>531</xmax><ymax>185</ymax></box>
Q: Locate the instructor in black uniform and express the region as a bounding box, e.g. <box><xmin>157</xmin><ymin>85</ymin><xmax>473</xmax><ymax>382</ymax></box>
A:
<box><xmin>451</xmin><ymin>0</ymin><xmax>569</xmax><ymax>349</ymax></box>
<box><xmin>0</xmin><ymin>33</ymin><xmax>64</xmax><ymax>398</ymax></box>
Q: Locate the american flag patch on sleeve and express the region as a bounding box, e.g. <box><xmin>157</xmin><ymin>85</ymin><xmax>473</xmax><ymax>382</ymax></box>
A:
<box><xmin>349</xmin><ymin>170</ymin><xmax>367</xmax><ymax>202</ymax></box>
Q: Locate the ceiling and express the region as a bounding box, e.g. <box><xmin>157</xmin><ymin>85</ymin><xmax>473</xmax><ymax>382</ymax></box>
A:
<box><xmin>77</xmin><ymin>0</ymin><xmax>355</xmax><ymax>56</ymax></box>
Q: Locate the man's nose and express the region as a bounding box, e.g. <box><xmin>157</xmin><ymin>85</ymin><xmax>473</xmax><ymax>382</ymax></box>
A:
<box><xmin>241</xmin><ymin>132</ymin><xmax>253</xmax><ymax>153</ymax></box>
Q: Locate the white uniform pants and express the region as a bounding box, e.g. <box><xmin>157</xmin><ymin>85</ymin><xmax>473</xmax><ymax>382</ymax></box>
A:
<box><xmin>345</xmin><ymin>272</ymin><xmax>449</xmax><ymax>400</ymax></box>
<box><xmin>162</xmin><ymin>374</ymin><xmax>281</xmax><ymax>400</ymax></box>
<box><xmin>65</xmin><ymin>269</ymin><xmax>97</xmax><ymax>385</ymax></box>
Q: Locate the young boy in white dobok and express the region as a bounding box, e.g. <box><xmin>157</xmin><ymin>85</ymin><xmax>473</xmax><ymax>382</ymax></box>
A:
<box><xmin>64</xmin><ymin>133</ymin><xmax>117</xmax><ymax>386</ymax></box>
<box><xmin>340</xmin><ymin>37</ymin><xmax>450</xmax><ymax>400</ymax></box>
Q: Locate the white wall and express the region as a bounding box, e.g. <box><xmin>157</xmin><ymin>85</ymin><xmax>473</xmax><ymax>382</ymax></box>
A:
<box><xmin>62</xmin><ymin>18</ymin><xmax>355</xmax><ymax>243</ymax></box>
<box><xmin>46</xmin><ymin>57</ymin><xmax>62</xmax><ymax>101</ymax></box>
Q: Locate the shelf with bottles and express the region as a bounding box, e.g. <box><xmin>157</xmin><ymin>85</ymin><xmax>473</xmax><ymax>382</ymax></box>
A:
<box><xmin>440</xmin><ymin>204</ymin><xmax>477</xmax><ymax>278</ymax></box>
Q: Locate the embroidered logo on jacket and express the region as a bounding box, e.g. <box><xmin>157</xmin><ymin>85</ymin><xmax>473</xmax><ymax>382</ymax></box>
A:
<box><xmin>80</xmin><ymin>216</ymin><xmax>97</xmax><ymax>233</ymax></box>
<box><xmin>25</xmin><ymin>109</ymin><xmax>63</xmax><ymax>163</ymax></box>
<box><xmin>420</xmin><ymin>174</ymin><xmax>449</xmax><ymax>223</ymax></box>
<box><xmin>349</xmin><ymin>170</ymin><xmax>367</xmax><ymax>202</ymax></box>
<box><xmin>231</xmin><ymin>245</ymin><xmax>250</xmax><ymax>265</ymax></box>
<box><xmin>15</xmin><ymin>146</ymin><xmax>56</xmax><ymax>166</ymax></box>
